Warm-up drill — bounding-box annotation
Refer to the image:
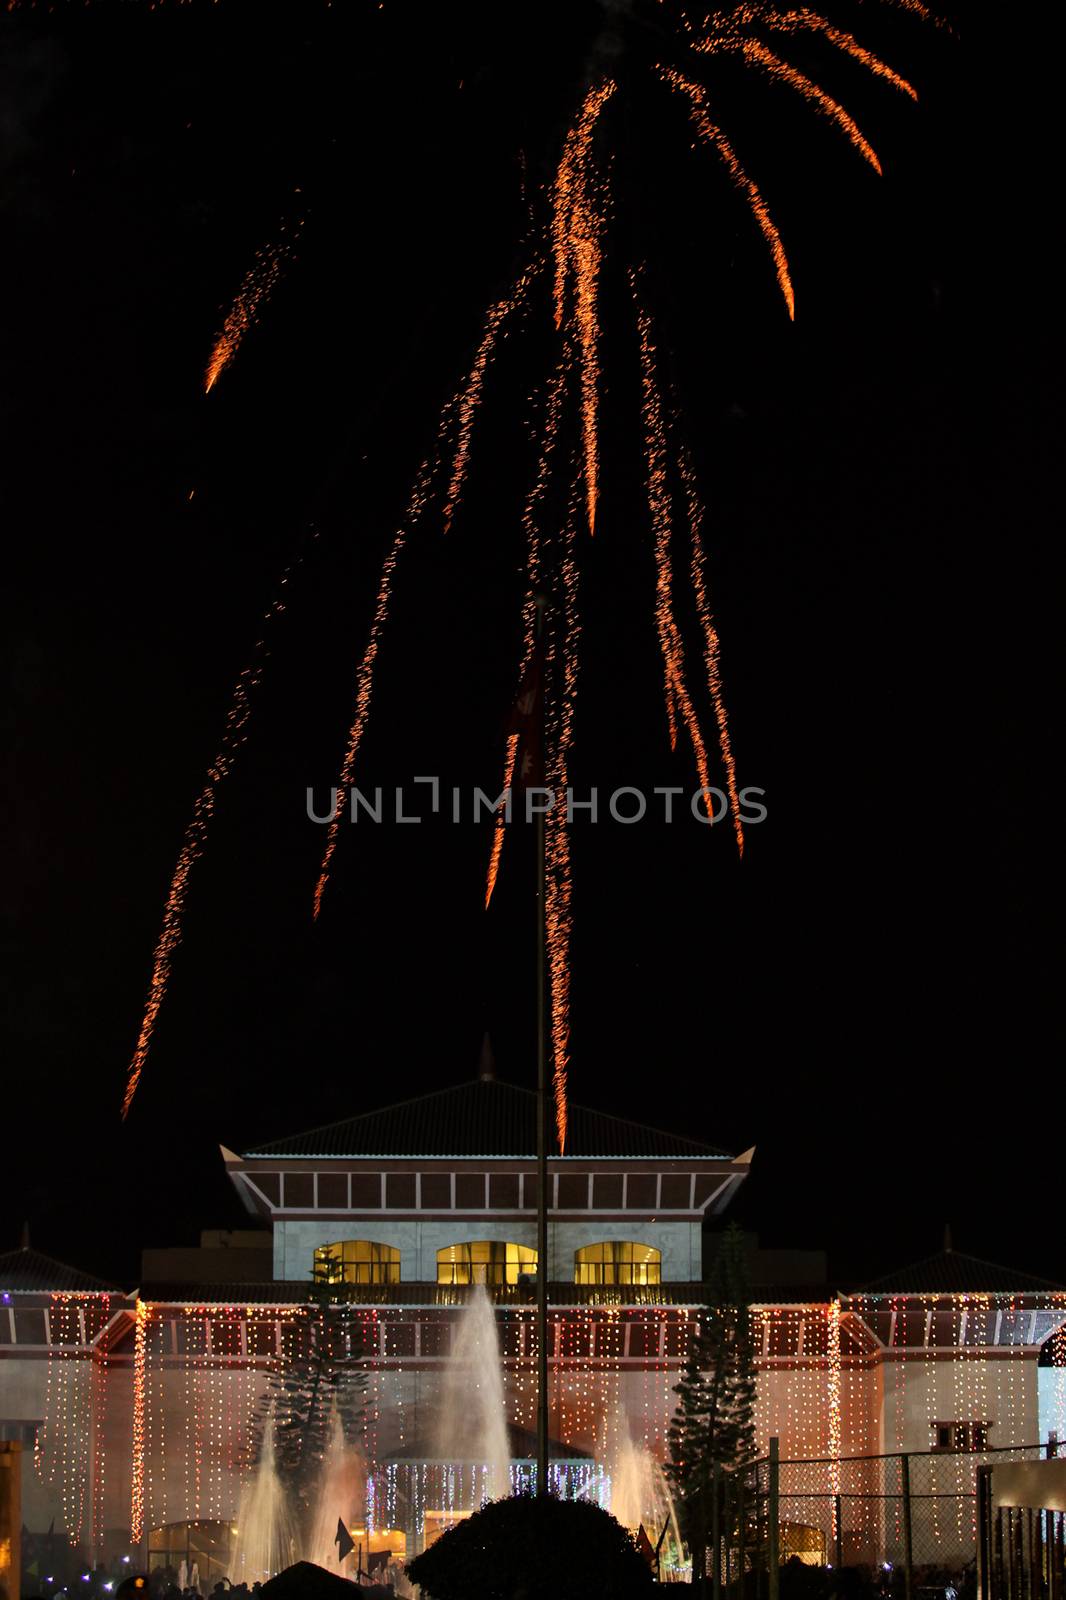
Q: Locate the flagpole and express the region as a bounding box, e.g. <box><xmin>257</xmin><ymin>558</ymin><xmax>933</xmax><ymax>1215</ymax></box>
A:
<box><xmin>534</xmin><ymin>591</ymin><xmax>550</xmax><ymax>1498</ymax></box>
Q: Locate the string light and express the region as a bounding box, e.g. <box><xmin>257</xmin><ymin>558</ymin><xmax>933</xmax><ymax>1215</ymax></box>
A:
<box><xmin>131</xmin><ymin>1301</ymin><xmax>147</xmax><ymax>1544</ymax></box>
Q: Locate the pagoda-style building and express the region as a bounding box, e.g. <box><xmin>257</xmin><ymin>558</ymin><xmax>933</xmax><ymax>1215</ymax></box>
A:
<box><xmin>2</xmin><ymin>1077</ymin><xmax>1065</xmax><ymax>1581</ymax></box>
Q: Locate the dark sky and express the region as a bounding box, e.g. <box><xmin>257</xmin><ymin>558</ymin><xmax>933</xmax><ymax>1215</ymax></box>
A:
<box><xmin>2</xmin><ymin>2</ymin><xmax>1059</xmax><ymax>1291</ymax></box>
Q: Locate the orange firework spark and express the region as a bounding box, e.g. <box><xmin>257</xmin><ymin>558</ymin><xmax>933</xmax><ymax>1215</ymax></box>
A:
<box><xmin>762</xmin><ymin>9</ymin><xmax>918</xmax><ymax>98</ymax></box>
<box><xmin>717</xmin><ymin>38</ymin><xmax>884</xmax><ymax>173</ymax></box>
<box><xmin>634</xmin><ymin>284</ymin><xmax>718</xmax><ymax>816</ymax></box>
<box><xmin>442</xmin><ymin>254</ymin><xmax>543</xmax><ymax>534</ymax></box>
<box><xmin>483</xmin><ymin>733</ymin><xmax>519</xmax><ymax>910</ymax></box>
<box><xmin>311</xmin><ymin>448</ymin><xmax>442</xmax><ymax>922</ymax></box>
<box><xmin>315</xmin><ymin>266</ymin><xmax>534</xmax><ymax>919</ymax></box>
<box><xmin>677</xmin><ymin>437</ymin><xmax>745</xmax><ymax>857</ymax></box>
<box><xmin>484</xmin><ymin>360</ymin><xmax>567</xmax><ymax>911</ymax></box>
<box><xmin>204</xmin><ymin>215</ymin><xmax>303</xmax><ymax>393</ymax></box>
<box><xmin>122</xmin><ymin>541</ymin><xmax>314</xmax><ymax>1118</ymax></box>
<box><xmin>552</xmin><ymin>80</ymin><xmax>616</xmax><ymax>534</ymax></box>
<box><xmin>661</xmin><ymin>66</ymin><xmax>794</xmax><ymax>320</ymax></box>
<box><xmin>544</xmin><ymin>478</ymin><xmax>582</xmax><ymax>1154</ymax></box>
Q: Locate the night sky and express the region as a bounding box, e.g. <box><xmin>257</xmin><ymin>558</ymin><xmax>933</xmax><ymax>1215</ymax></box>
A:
<box><xmin>2</xmin><ymin>2</ymin><xmax>1059</xmax><ymax>1292</ymax></box>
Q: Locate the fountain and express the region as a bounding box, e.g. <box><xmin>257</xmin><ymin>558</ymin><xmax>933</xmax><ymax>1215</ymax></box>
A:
<box><xmin>230</xmin><ymin>1417</ymin><xmax>296</xmax><ymax>1585</ymax></box>
<box><xmin>307</xmin><ymin>1409</ymin><xmax>364</xmax><ymax>1571</ymax></box>
<box><xmin>435</xmin><ymin>1284</ymin><xmax>511</xmax><ymax>1501</ymax></box>
<box><xmin>609</xmin><ymin>1415</ymin><xmax>685</xmax><ymax>1580</ymax></box>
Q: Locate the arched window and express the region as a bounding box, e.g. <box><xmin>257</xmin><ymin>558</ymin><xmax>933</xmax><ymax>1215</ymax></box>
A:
<box><xmin>436</xmin><ymin>1241</ymin><xmax>537</xmax><ymax>1286</ymax></box>
<box><xmin>314</xmin><ymin>1240</ymin><xmax>401</xmax><ymax>1285</ymax></box>
<box><xmin>574</xmin><ymin>1241</ymin><xmax>662</xmax><ymax>1286</ymax></box>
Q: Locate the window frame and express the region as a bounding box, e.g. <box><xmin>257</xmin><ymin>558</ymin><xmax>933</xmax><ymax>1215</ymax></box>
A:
<box><xmin>574</xmin><ymin>1240</ymin><xmax>663</xmax><ymax>1286</ymax></box>
<box><xmin>314</xmin><ymin>1239</ymin><xmax>402</xmax><ymax>1285</ymax></box>
<box><xmin>436</xmin><ymin>1240</ymin><xmax>538</xmax><ymax>1286</ymax></box>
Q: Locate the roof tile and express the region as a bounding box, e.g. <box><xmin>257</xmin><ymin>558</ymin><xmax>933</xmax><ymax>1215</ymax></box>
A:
<box><xmin>243</xmin><ymin>1078</ymin><xmax>731</xmax><ymax>1161</ymax></box>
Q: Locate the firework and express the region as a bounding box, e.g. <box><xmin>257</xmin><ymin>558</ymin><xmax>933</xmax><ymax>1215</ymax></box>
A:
<box><xmin>484</xmin><ymin>361</ymin><xmax>568</xmax><ymax>911</ymax></box>
<box><xmin>552</xmin><ymin>80</ymin><xmax>616</xmax><ymax>534</ymax></box>
<box><xmin>676</xmin><ymin>435</ymin><xmax>746</xmax><ymax>857</ymax></box>
<box><xmin>314</xmin><ymin>264</ymin><xmax>536</xmax><ymax>920</ymax></box>
<box><xmin>205</xmin><ymin>214</ymin><xmax>304</xmax><ymax>394</ymax></box>
<box><xmin>121</xmin><ymin>540</ymin><xmax>315</xmax><ymax>1118</ymax></box>
<box><xmin>122</xmin><ymin>0</ymin><xmax>933</xmax><ymax>1143</ymax></box>
<box><xmin>544</xmin><ymin>473</ymin><xmax>582</xmax><ymax>1154</ymax></box>
<box><xmin>634</xmin><ymin>282</ymin><xmax>719</xmax><ymax>817</ymax></box>
<box><xmin>311</xmin><ymin>448</ymin><xmax>443</xmax><ymax>922</ymax></box>
<box><xmin>661</xmin><ymin>67</ymin><xmax>794</xmax><ymax>319</ymax></box>
<box><xmin>442</xmin><ymin>254</ymin><xmax>543</xmax><ymax>534</ymax></box>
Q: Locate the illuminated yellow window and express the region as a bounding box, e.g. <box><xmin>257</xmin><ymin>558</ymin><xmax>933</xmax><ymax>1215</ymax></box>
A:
<box><xmin>436</xmin><ymin>1241</ymin><xmax>537</xmax><ymax>1286</ymax></box>
<box><xmin>314</xmin><ymin>1240</ymin><xmax>401</xmax><ymax>1285</ymax></box>
<box><xmin>574</xmin><ymin>1241</ymin><xmax>661</xmax><ymax>1286</ymax></box>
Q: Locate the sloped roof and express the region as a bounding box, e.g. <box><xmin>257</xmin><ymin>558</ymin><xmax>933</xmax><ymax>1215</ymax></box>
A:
<box><xmin>0</xmin><ymin>1245</ymin><xmax>119</xmax><ymax>1294</ymax></box>
<box><xmin>858</xmin><ymin>1250</ymin><xmax>1065</xmax><ymax>1296</ymax></box>
<box><xmin>243</xmin><ymin>1077</ymin><xmax>731</xmax><ymax>1161</ymax></box>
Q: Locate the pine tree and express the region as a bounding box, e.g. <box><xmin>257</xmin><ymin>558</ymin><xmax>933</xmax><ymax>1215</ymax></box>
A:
<box><xmin>665</xmin><ymin>1224</ymin><xmax>757</xmax><ymax>1586</ymax></box>
<box><xmin>252</xmin><ymin>1267</ymin><xmax>368</xmax><ymax>1537</ymax></box>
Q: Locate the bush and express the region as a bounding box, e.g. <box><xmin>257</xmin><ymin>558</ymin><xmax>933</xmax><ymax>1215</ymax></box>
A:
<box><xmin>405</xmin><ymin>1494</ymin><xmax>655</xmax><ymax>1600</ymax></box>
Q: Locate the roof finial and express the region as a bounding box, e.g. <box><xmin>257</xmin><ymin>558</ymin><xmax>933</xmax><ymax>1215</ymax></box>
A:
<box><xmin>20</xmin><ymin>1220</ymin><xmax>30</xmax><ymax>1250</ymax></box>
<box><xmin>943</xmin><ymin>1223</ymin><xmax>953</xmax><ymax>1254</ymax></box>
<box><xmin>478</xmin><ymin>1031</ymin><xmax>496</xmax><ymax>1082</ymax></box>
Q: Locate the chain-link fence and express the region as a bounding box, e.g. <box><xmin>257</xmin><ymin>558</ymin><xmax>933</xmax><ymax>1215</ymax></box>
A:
<box><xmin>774</xmin><ymin>1443</ymin><xmax>1051</xmax><ymax>1572</ymax></box>
<box><xmin>701</xmin><ymin>1443</ymin><xmax>1059</xmax><ymax>1600</ymax></box>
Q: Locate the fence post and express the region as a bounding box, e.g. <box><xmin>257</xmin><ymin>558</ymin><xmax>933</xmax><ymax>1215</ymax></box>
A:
<box><xmin>976</xmin><ymin>1464</ymin><xmax>992</xmax><ymax>1600</ymax></box>
<box><xmin>901</xmin><ymin>1452</ymin><xmax>914</xmax><ymax>1600</ymax></box>
<box><xmin>768</xmin><ymin>1438</ymin><xmax>780</xmax><ymax>1600</ymax></box>
<box><xmin>835</xmin><ymin>1494</ymin><xmax>844</xmax><ymax>1569</ymax></box>
<box><xmin>712</xmin><ymin>1462</ymin><xmax>722</xmax><ymax>1600</ymax></box>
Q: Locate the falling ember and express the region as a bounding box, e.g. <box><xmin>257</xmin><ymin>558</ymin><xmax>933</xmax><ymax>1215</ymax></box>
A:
<box><xmin>483</xmin><ymin>361</ymin><xmax>567</xmax><ymax>911</ymax></box>
<box><xmin>315</xmin><ymin>272</ymin><xmax>537</xmax><ymax>921</ymax></box>
<box><xmin>661</xmin><ymin>67</ymin><xmax>794</xmax><ymax>321</ymax></box>
<box><xmin>484</xmin><ymin>734</ymin><xmax>519</xmax><ymax>910</ymax></box>
<box><xmin>544</xmin><ymin>481</ymin><xmax>582</xmax><ymax>1155</ymax></box>
<box><xmin>552</xmin><ymin>80</ymin><xmax>616</xmax><ymax>534</ymax></box>
<box><xmin>665</xmin><ymin>676</ymin><xmax>680</xmax><ymax>753</ymax></box>
<box><xmin>763</xmin><ymin>10</ymin><xmax>918</xmax><ymax>99</ymax></box>
<box><xmin>633</xmin><ymin>284</ymin><xmax>718</xmax><ymax>817</ymax></box>
<box><xmin>122</xmin><ymin>542</ymin><xmax>314</xmax><ymax>1118</ymax></box>
<box><xmin>311</xmin><ymin>450</ymin><xmax>439</xmax><ymax>922</ymax></box>
<box><xmin>204</xmin><ymin>217</ymin><xmax>303</xmax><ymax>393</ymax></box>
<box><xmin>677</xmin><ymin>438</ymin><xmax>745</xmax><ymax>857</ymax></box>
<box><xmin>442</xmin><ymin>255</ymin><xmax>542</xmax><ymax>534</ymax></box>
<box><xmin>731</xmin><ymin>40</ymin><xmax>883</xmax><ymax>173</ymax></box>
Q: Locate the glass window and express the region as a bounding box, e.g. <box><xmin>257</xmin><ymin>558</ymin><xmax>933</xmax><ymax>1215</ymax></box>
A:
<box><xmin>436</xmin><ymin>1241</ymin><xmax>537</xmax><ymax>1286</ymax></box>
<box><xmin>314</xmin><ymin>1240</ymin><xmax>401</xmax><ymax>1285</ymax></box>
<box><xmin>574</xmin><ymin>1241</ymin><xmax>662</xmax><ymax>1286</ymax></box>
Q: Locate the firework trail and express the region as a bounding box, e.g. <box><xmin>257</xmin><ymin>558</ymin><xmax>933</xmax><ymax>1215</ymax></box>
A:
<box><xmin>544</xmin><ymin>473</ymin><xmax>582</xmax><ymax>1154</ymax></box>
<box><xmin>484</xmin><ymin>361</ymin><xmax>568</xmax><ymax>911</ymax></box>
<box><xmin>677</xmin><ymin>434</ymin><xmax>745</xmax><ymax>856</ymax></box>
<box><xmin>310</xmin><ymin>447</ymin><xmax>444</xmax><ymax>922</ymax></box>
<box><xmin>634</xmin><ymin>282</ymin><xmax>718</xmax><ymax>813</ymax></box>
<box><xmin>762</xmin><ymin>9</ymin><xmax>918</xmax><ymax>98</ymax></box>
<box><xmin>116</xmin><ymin>0</ymin><xmax>933</xmax><ymax>1138</ymax></box>
<box><xmin>121</xmin><ymin>538</ymin><xmax>316</xmax><ymax>1118</ymax></box>
<box><xmin>661</xmin><ymin>67</ymin><xmax>794</xmax><ymax>320</ymax></box>
<box><xmin>552</xmin><ymin>79</ymin><xmax>616</xmax><ymax>534</ymax></box>
<box><xmin>205</xmin><ymin>213</ymin><xmax>304</xmax><ymax>394</ymax></box>
<box><xmin>314</xmin><ymin>265</ymin><xmax>534</xmax><ymax>919</ymax></box>
<box><xmin>706</xmin><ymin>37</ymin><xmax>884</xmax><ymax>172</ymax></box>
<box><xmin>442</xmin><ymin>254</ymin><xmax>543</xmax><ymax>534</ymax></box>
<box><xmin>483</xmin><ymin>734</ymin><xmax>520</xmax><ymax>911</ymax></box>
